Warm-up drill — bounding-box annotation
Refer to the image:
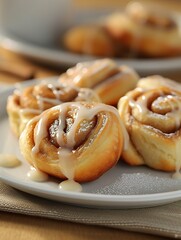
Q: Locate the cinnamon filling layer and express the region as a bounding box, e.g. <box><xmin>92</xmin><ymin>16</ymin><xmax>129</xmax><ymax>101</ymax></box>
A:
<box><xmin>49</xmin><ymin>115</ymin><xmax>97</xmax><ymax>150</ymax></box>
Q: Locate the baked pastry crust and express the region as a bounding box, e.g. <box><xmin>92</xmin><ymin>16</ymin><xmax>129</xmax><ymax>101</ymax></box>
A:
<box><xmin>63</xmin><ymin>25</ymin><xmax>116</xmax><ymax>57</ymax></box>
<box><xmin>137</xmin><ymin>75</ymin><xmax>181</xmax><ymax>91</ymax></box>
<box><xmin>19</xmin><ymin>102</ymin><xmax>123</xmax><ymax>182</ymax></box>
<box><xmin>105</xmin><ymin>2</ymin><xmax>181</xmax><ymax>58</ymax></box>
<box><xmin>118</xmin><ymin>86</ymin><xmax>181</xmax><ymax>172</ymax></box>
<box><xmin>59</xmin><ymin>58</ymin><xmax>139</xmax><ymax>106</ymax></box>
<box><xmin>7</xmin><ymin>82</ymin><xmax>100</xmax><ymax>137</ymax></box>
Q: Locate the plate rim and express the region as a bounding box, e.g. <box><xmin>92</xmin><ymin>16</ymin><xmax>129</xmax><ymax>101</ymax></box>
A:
<box><xmin>1</xmin><ymin>167</ymin><xmax>181</xmax><ymax>202</ymax></box>
<box><xmin>1</xmin><ymin>32</ymin><xmax>181</xmax><ymax>74</ymax></box>
<box><xmin>1</xmin><ymin>168</ymin><xmax>181</xmax><ymax>209</ymax></box>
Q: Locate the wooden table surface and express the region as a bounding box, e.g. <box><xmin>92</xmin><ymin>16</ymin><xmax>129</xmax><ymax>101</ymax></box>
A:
<box><xmin>1</xmin><ymin>0</ymin><xmax>181</xmax><ymax>239</ymax></box>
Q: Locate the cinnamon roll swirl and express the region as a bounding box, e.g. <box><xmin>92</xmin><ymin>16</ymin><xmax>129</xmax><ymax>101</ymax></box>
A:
<box><xmin>105</xmin><ymin>2</ymin><xmax>181</xmax><ymax>58</ymax></box>
<box><xmin>7</xmin><ymin>82</ymin><xmax>100</xmax><ymax>137</ymax></box>
<box><xmin>59</xmin><ymin>58</ymin><xmax>139</xmax><ymax>106</ymax></box>
<box><xmin>19</xmin><ymin>102</ymin><xmax>123</xmax><ymax>183</ymax></box>
<box><xmin>118</xmin><ymin>86</ymin><xmax>181</xmax><ymax>174</ymax></box>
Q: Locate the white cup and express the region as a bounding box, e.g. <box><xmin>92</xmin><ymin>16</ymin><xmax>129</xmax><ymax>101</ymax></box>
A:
<box><xmin>0</xmin><ymin>0</ymin><xmax>72</xmax><ymax>45</ymax></box>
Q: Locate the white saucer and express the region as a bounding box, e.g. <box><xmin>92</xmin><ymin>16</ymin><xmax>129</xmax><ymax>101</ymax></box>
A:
<box><xmin>1</xmin><ymin>80</ymin><xmax>181</xmax><ymax>209</ymax></box>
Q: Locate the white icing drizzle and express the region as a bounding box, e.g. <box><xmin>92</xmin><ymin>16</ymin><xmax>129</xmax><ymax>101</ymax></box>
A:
<box><xmin>75</xmin><ymin>88</ymin><xmax>100</xmax><ymax>102</ymax></box>
<box><xmin>32</xmin><ymin>115</ymin><xmax>49</xmax><ymax>154</ymax></box>
<box><xmin>17</xmin><ymin>82</ymin><xmax>99</xmax><ymax>116</ymax></box>
<box><xmin>0</xmin><ymin>154</ymin><xmax>21</xmax><ymax>168</ymax></box>
<box><xmin>57</xmin><ymin>148</ymin><xmax>82</xmax><ymax>192</ymax></box>
<box><xmin>47</xmin><ymin>83</ymin><xmax>66</xmax><ymax>99</ymax></box>
<box><xmin>57</xmin><ymin>149</ymin><xmax>76</xmax><ymax>179</ymax></box>
<box><xmin>59</xmin><ymin>180</ymin><xmax>82</xmax><ymax>192</ymax></box>
<box><xmin>128</xmin><ymin>90</ymin><xmax>181</xmax><ymax>130</ymax></box>
<box><xmin>66</xmin><ymin>59</ymin><xmax>117</xmax><ymax>87</ymax></box>
<box><xmin>129</xmin><ymin>94</ymin><xmax>148</xmax><ymax>115</ymax></box>
<box><xmin>20</xmin><ymin>108</ymin><xmax>41</xmax><ymax>115</ymax></box>
<box><xmin>127</xmin><ymin>89</ymin><xmax>181</xmax><ymax>179</ymax></box>
<box><xmin>124</xmin><ymin>88</ymin><xmax>148</xmax><ymax>115</ymax></box>
<box><xmin>35</xmin><ymin>82</ymin><xmax>73</xmax><ymax>111</ymax></box>
<box><xmin>56</xmin><ymin>103</ymin><xmax>113</xmax><ymax>148</ymax></box>
<box><xmin>93</xmin><ymin>69</ymin><xmax>125</xmax><ymax>90</ymax></box>
<box><xmin>31</xmin><ymin>102</ymin><xmax>128</xmax><ymax>191</ymax></box>
<box><xmin>27</xmin><ymin>166</ymin><xmax>49</xmax><ymax>182</ymax></box>
<box><xmin>36</xmin><ymin>95</ymin><xmax>62</xmax><ymax>111</ymax></box>
<box><xmin>165</xmin><ymin>95</ymin><xmax>181</xmax><ymax>130</ymax></box>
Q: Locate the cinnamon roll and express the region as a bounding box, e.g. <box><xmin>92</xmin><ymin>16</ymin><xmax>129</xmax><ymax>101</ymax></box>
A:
<box><xmin>105</xmin><ymin>2</ymin><xmax>181</xmax><ymax>58</ymax></box>
<box><xmin>59</xmin><ymin>58</ymin><xmax>139</xmax><ymax>106</ymax></box>
<box><xmin>118</xmin><ymin>86</ymin><xmax>181</xmax><ymax>175</ymax></box>
<box><xmin>7</xmin><ymin>82</ymin><xmax>100</xmax><ymax>137</ymax></box>
<box><xmin>63</xmin><ymin>25</ymin><xmax>116</xmax><ymax>57</ymax></box>
<box><xmin>137</xmin><ymin>75</ymin><xmax>181</xmax><ymax>91</ymax></box>
<box><xmin>19</xmin><ymin>102</ymin><xmax>124</xmax><ymax>183</ymax></box>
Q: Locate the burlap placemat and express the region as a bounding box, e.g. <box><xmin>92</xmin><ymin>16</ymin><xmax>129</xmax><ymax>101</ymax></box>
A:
<box><xmin>0</xmin><ymin>181</ymin><xmax>181</xmax><ymax>239</ymax></box>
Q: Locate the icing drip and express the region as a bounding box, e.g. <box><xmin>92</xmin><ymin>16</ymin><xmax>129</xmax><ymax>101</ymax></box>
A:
<box><xmin>18</xmin><ymin>82</ymin><xmax>99</xmax><ymax>116</ymax></box>
<box><xmin>20</xmin><ymin>108</ymin><xmax>41</xmax><ymax>115</ymax></box>
<box><xmin>129</xmin><ymin>94</ymin><xmax>148</xmax><ymax>115</ymax></box>
<box><xmin>27</xmin><ymin>166</ymin><xmax>49</xmax><ymax>182</ymax></box>
<box><xmin>165</xmin><ymin>95</ymin><xmax>181</xmax><ymax>130</ymax></box>
<box><xmin>0</xmin><ymin>154</ymin><xmax>21</xmax><ymax>168</ymax></box>
<box><xmin>75</xmin><ymin>88</ymin><xmax>100</xmax><ymax>102</ymax></box>
<box><xmin>36</xmin><ymin>95</ymin><xmax>62</xmax><ymax>112</ymax></box>
<box><xmin>32</xmin><ymin>115</ymin><xmax>49</xmax><ymax>154</ymax></box>
<box><xmin>31</xmin><ymin>102</ymin><xmax>127</xmax><ymax>191</ymax></box>
<box><xmin>47</xmin><ymin>83</ymin><xmax>67</xmax><ymax>99</ymax></box>
<box><xmin>59</xmin><ymin>180</ymin><xmax>82</xmax><ymax>192</ymax></box>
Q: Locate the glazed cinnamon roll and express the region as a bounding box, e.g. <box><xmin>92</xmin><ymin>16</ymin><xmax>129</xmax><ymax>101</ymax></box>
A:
<box><xmin>118</xmin><ymin>86</ymin><xmax>181</xmax><ymax>175</ymax></box>
<box><xmin>19</xmin><ymin>102</ymin><xmax>124</xmax><ymax>183</ymax></box>
<box><xmin>63</xmin><ymin>25</ymin><xmax>116</xmax><ymax>57</ymax></box>
<box><xmin>7</xmin><ymin>82</ymin><xmax>100</xmax><ymax>137</ymax></box>
<box><xmin>105</xmin><ymin>2</ymin><xmax>181</xmax><ymax>58</ymax></box>
<box><xmin>59</xmin><ymin>58</ymin><xmax>139</xmax><ymax>106</ymax></box>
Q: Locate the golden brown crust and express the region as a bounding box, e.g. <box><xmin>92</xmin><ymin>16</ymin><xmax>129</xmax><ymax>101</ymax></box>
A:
<box><xmin>137</xmin><ymin>75</ymin><xmax>181</xmax><ymax>91</ymax></box>
<box><xmin>7</xmin><ymin>94</ymin><xmax>23</xmax><ymax>137</ymax></box>
<box><xmin>59</xmin><ymin>58</ymin><xmax>139</xmax><ymax>106</ymax></box>
<box><xmin>94</xmin><ymin>65</ymin><xmax>139</xmax><ymax>106</ymax></box>
<box><xmin>7</xmin><ymin>82</ymin><xmax>100</xmax><ymax>137</ymax></box>
<box><xmin>118</xmin><ymin>86</ymin><xmax>181</xmax><ymax>172</ymax></box>
<box><xmin>19</xmin><ymin>102</ymin><xmax>123</xmax><ymax>182</ymax></box>
<box><xmin>63</xmin><ymin>25</ymin><xmax>116</xmax><ymax>57</ymax></box>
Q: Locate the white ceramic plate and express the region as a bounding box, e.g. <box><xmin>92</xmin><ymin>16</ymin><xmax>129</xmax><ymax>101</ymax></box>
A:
<box><xmin>1</xmin><ymin>79</ymin><xmax>181</xmax><ymax>209</ymax></box>
<box><xmin>0</xmin><ymin>8</ymin><xmax>181</xmax><ymax>75</ymax></box>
